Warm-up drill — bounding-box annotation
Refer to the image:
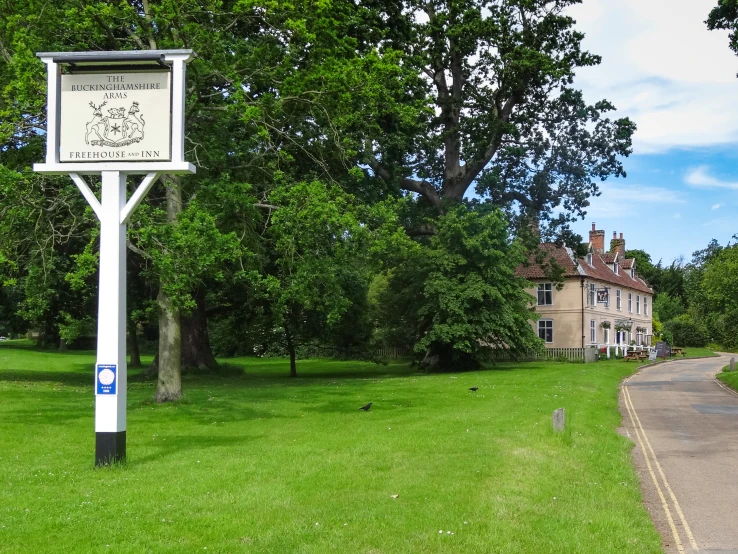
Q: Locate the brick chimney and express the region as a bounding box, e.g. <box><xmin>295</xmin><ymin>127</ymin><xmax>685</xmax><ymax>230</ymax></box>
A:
<box><xmin>610</xmin><ymin>231</ymin><xmax>626</xmax><ymax>257</ymax></box>
<box><xmin>589</xmin><ymin>222</ymin><xmax>605</xmax><ymax>254</ymax></box>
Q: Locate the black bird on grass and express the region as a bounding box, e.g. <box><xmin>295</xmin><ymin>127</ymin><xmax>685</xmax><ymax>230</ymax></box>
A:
<box><xmin>469</xmin><ymin>387</ymin><xmax>478</xmax><ymax>392</ymax></box>
<box><xmin>359</xmin><ymin>402</ymin><xmax>373</xmax><ymax>411</ymax></box>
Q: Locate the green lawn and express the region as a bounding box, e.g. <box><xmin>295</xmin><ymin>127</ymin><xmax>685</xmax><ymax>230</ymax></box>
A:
<box><xmin>717</xmin><ymin>363</ymin><xmax>738</xmax><ymax>391</ymax></box>
<box><xmin>672</xmin><ymin>346</ymin><xmax>718</xmax><ymax>359</ymax></box>
<box><xmin>0</xmin><ymin>341</ymin><xmax>662</xmax><ymax>553</ymax></box>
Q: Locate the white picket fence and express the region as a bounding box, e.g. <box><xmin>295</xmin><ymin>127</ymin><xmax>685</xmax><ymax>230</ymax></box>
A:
<box><xmin>485</xmin><ymin>347</ymin><xmax>586</xmax><ymax>362</ymax></box>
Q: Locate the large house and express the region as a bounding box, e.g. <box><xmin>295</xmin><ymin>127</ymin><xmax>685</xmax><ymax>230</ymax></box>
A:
<box><xmin>516</xmin><ymin>224</ymin><xmax>653</xmax><ymax>349</ymax></box>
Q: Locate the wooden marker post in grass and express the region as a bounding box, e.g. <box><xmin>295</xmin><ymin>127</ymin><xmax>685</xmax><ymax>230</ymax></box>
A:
<box><xmin>553</xmin><ymin>408</ymin><xmax>566</xmax><ymax>432</ymax></box>
<box><xmin>33</xmin><ymin>50</ymin><xmax>196</xmax><ymax>466</ymax></box>
<box><xmin>731</xmin><ymin>357</ymin><xmax>735</xmax><ymax>372</ymax></box>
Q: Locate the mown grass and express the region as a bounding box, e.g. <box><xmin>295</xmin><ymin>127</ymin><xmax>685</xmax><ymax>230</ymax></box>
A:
<box><xmin>673</xmin><ymin>346</ymin><xmax>719</xmax><ymax>359</ymax></box>
<box><xmin>717</xmin><ymin>360</ymin><xmax>738</xmax><ymax>391</ymax></box>
<box><xmin>0</xmin><ymin>341</ymin><xmax>662</xmax><ymax>553</ymax></box>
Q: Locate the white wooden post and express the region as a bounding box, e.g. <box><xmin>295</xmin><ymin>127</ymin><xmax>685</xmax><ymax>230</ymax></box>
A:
<box><xmin>94</xmin><ymin>171</ymin><xmax>128</xmax><ymax>464</ymax></box>
<box><xmin>169</xmin><ymin>57</ymin><xmax>186</xmax><ymax>164</ymax></box>
<box><xmin>42</xmin><ymin>58</ymin><xmax>60</xmax><ymax>164</ymax></box>
<box><xmin>34</xmin><ymin>49</ymin><xmax>196</xmax><ymax>466</ymax></box>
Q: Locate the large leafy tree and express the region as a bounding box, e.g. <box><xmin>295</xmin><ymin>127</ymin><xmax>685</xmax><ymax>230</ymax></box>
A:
<box><xmin>2</xmin><ymin>0</ymin><xmax>638</xmax><ymax>374</ymax></box>
<box><xmin>373</xmin><ymin>205</ymin><xmax>541</xmax><ymax>367</ymax></box>
<box><xmin>354</xmin><ymin>0</ymin><xmax>634</xmax><ymax>237</ymax></box>
<box><xmin>0</xmin><ymin>1</ymin><xmax>275</xmax><ymax>400</ymax></box>
<box><xmin>1</xmin><ymin>0</ymin><xmax>375</xmax><ymax>397</ymax></box>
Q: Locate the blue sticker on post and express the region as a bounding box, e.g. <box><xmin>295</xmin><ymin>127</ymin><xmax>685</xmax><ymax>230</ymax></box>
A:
<box><xmin>96</xmin><ymin>364</ymin><xmax>117</xmax><ymax>395</ymax></box>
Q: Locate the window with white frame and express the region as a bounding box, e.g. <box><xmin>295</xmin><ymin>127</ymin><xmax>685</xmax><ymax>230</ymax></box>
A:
<box><xmin>537</xmin><ymin>283</ymin><xmax>553</xmax><ymax>306</ymax></box>
<box><xmin>538</xmin><ymin>319</ymin><xmax>553</xmax><ymax>343</ymax></box>
<box><xmin>628</xmin><ymin>292</ymin><xmax>632</xmax><ymax>313</ymax></box>
<box><xmin>614</xmin><ymin>263</ymin><xmax>619</xmax><ymax>275</ymax></box>
<box><xmin>590</xmin><ymin>320</ymin><xmax>596</xmax><ymax>344</ymax></box>
<box><xmin>587</xmin><ymin>253</ymin><xmax>593</xmax><ymax>266</ymax></box>
<box><xmin>589</xmin><ymin>283</ymin><xmax>596</xmax><ymax>306</ymax></box>
<box><xmin>616</xmin><ymin>289</ymin><xmax>622</xmax><ymax>310</ymax></box>
<box><xmin>644</xmin><ymin>296</ymin><xmax>649</xmax><ymax>316</ymax></box>
<box><xmin>636</xmin><ymin>295</ymin><xmax>641</xmax><ymax>314</ymax></box>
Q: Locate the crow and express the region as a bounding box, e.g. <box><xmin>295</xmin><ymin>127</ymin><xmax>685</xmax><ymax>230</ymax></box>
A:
<box><xmin>469</xmin><ymin>387</ymin><xmax>478</xmax><ymax>392</ymax></box>
<box><xmin>359</xmin><ymin>402</ymin><xmax>373</xmax><ymax>411</ymax></box>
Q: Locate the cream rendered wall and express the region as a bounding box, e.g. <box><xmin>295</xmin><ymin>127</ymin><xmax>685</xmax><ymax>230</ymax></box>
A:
<box><xmin>526</xmin><ymin>278</ymin><xmax>652</xmax><ymax>348</ymax></box>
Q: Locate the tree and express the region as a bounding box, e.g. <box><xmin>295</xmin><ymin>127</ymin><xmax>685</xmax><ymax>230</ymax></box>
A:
<box><xmin>702</xmin><ymin>245</ymin><xmax>738</xmax><ymax>313</ymax></box>
<box><xmin>374</xmin><ymin>205</ymin><xmax>541</xmax><ymax>368</ymax></box>
<box><xmin>663</xmin><ymin>314</ymin><xmax>708</xmax><ymax>348</ymax></box>
<box><xmin>653</xmin><ymin>293</ymin><xmax>686</xmax><ymax>324</ymax></box>
<box><xmin>1</xmin><ymin>0</ymin><xmax>359</xmax><ymax>397</ymax></box>
<box><xmin>259</xmin><ymin>181</ymin><xmax>386</xmax><ymax>377</ymax></box>
<box><xmin>707</xmin><ymin>1</ymin><xmax>738</xmax><ymax>57</ymax></box>
<box><xmin>0</xmin><ymin>166</ymin><xmax>98</xmax><ymax>348</ymax></box>
<box><xmin>355</xmin><ymin>0</ymin><xmax>634</xmax><ymax>237</ymax></box>
<box><xmin>625</xmin><ymin>249</ymin><xmax>660</xmax><ymax>290</ymax></box>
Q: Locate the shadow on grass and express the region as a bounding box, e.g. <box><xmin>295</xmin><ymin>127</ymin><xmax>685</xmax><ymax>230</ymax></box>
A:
<box><xmin>0</xmin><ymin>366</ymin><xmax>93</xmax><ymax>386</ymax></box>
<box><xmin>0</xmin><ymin>341</ymin><xmax>95</xmax><ymax>356</ymax></box>
<box><xmin>2</xmin><ymin>397</ymin><xmax>93</xmax><ymax>426</ymax></box>
<box><xmin>130</xmin><ymin>433</ymin><xmax>264</xmax><ymax>466</ymax></box>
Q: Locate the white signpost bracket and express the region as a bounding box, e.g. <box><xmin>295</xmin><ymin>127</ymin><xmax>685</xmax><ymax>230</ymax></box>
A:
<box><xmin>34</xmin><ymin>50</ymin><xmax>196</xmax><ymax>466</ymax></box>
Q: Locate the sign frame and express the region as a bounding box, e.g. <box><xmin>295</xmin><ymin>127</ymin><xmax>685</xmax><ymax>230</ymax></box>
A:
<box><xmin>34</xmin><ymin>50</ymin><xmax>196</xmax><ymax>467</ymax></box>
<box><xmin>596</xmin><ymin>288</ymin><xmax>609</xmax><ymax>305</ymax></box>
<box><xmin>34</xmin><ymin>50</ymin><xmax>195</xmax><ymax>175</ymax></box>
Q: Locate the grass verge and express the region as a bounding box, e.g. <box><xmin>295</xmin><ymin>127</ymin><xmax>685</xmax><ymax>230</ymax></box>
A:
<box><xmin>717</xmin><ymin>363</ymin><xmax>738</xmax><ymax>392</ymax></box>
<box><xmin>0</xmin><ymin>342</ymin><xmax>662</xmax><ymax>553</ymax></box>
<box><xmin>674</xmin><ymin>346</ymin><xmax>718</xmax><ymax>359</ymax></box>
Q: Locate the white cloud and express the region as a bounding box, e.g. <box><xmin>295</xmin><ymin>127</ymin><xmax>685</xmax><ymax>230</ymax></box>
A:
<box><xmin>567</xmin><ymin>0</ymin><xmax>738</xmax><ymax>154</ymax></box>
<box><xmin>673</xmin><ymin>213</ymin><xmax>682</xmax><ymax>219</ymax></box>
<box><xmin>584</xmin><ymin>182</ymin><xmax>686</xmax><ymax>219</ymax></box>
<box><xmin>685</xmin><ymin>165</ymin><xmax>738</xmax><ymax>190</ymax></box>
<box><xmin>712</xmin><ymin>203</ymin><xmax>724</xmax><ymax>210</ymax></box>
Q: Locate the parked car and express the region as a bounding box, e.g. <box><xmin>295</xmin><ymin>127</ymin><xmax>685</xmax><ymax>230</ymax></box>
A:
<box><xmin>0</xmin><ymin>336</ymin><xmax>7</xmax><ymax>341</ymax></box>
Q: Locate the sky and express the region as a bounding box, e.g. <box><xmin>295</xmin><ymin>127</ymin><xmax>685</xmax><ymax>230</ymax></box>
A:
<box><xmin>565</xmin><ymin>0</ymin><xmax>738</xmax><ymax>264</ymax></box>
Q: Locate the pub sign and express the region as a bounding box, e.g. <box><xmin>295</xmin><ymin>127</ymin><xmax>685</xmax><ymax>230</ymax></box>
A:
<box><xmin>60</xmin><ymin>71</ymin><xmax>172</xmax><ymax>162</ymax></box>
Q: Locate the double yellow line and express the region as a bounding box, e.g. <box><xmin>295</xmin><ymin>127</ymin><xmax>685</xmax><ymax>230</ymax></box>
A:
<box><xmin>622</xmin><ymin>383</ymin><xmax>699</xmax><ymax>553</ymax></box>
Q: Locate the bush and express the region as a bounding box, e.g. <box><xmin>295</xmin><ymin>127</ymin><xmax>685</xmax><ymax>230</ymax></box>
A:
<box><xmin>663</xmin><ymin>314</ymin><xmax>708</xmax><ymax>347</ymax></box>
<box><xmin>712</xmin><ymin>310</ymin><xmax>738</xmax><ymax>351</ymax></box>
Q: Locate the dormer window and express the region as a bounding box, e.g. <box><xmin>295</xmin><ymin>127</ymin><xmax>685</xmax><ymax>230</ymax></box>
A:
<box><xmin>586</xmin><ymin>253</ymin><xmax>593</xmax><ymax>266</ymax></box>
<box><xmin>631</xmin><ymin>269</ymin><xmax>635</xmax><ymax>279</ymax></box>
<box><xmin>614</xmin><ymin>263</ymin><xmax>619</xmax><ymax>275</ymax></box>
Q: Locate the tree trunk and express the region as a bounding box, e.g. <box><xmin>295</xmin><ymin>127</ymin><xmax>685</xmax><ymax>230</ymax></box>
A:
<box><xmin>285</xmin><ymin>325</ymin><xmax>297</xmax><ymax>377</ymax></box>
<box><xmin>58</xmin><ymin>338</ymin><xmax>67</xmax><ymax>351</ymax></box>
<box><xmin>128</xmin><ymin>318</ymin><xmax>141</xmax><ymax>368</ymax></box>
<box><xmin>145</xmin><ymin>353</ymin><xmax>158</xmax><ymax>378</ymax></box>
<box><xmin>181</xmin><ymin>288</ymin><xmax>218</xmax><ymax>371</ymax></box>
<box><xmin>155</xmin><ymin>175</ymin><xmax>183</xmax><ymax>402</ymax></box>
<box><xmin>156</xmin><ymin>286</ymin><xmax>181</xmax><ymax>402</ymax></box>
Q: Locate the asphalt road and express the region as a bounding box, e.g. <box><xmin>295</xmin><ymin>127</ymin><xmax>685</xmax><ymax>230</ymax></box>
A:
<box><xmin>621</xmin><ymin>354</ymin><xmax>738</xmax><ymax>554</ymax></box>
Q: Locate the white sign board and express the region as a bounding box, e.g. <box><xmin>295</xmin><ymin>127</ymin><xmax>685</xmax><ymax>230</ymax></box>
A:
<box><xmin>60</xmin><ymin>71</ymin><xmax>171</xmax><ymax>162</ymax></box>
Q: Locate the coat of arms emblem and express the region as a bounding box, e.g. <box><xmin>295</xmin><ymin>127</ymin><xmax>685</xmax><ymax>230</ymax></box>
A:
<box><xmin>85</xmin><ymin>101</ymin><xmax>146</xmax><ymax>147</ymax></box>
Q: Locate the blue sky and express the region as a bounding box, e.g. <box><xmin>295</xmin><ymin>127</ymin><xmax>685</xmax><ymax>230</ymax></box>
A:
<box><xmin>565</xmin><ymin>0</ymin><xmax>738</xmax><ymax>264</ymax></box>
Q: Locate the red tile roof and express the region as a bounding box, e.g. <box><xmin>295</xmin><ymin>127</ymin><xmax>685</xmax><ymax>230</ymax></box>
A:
<box><xmin>515</xmin><ymin>244</ymin><xmax>580</xmax><ymax>279</ymax></box>
<box><xmin>517</xmin><ymin>244</ymin><xmax>653</xmax><ymax>294</ymax></box>
<box><xmin>621</xmin><ymin>259</ymin><xmax>634</xmax><ymax>269</ymax></box>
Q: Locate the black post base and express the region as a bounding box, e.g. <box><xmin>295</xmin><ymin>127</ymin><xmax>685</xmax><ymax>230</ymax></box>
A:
<box><xmin>95</xmin><ymin>431</ymin><xmax>126</xmax><ymax>467</ymax></box>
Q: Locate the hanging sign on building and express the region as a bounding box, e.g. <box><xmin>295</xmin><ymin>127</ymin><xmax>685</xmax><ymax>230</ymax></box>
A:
<box><xmin>59</xmin><ymin>71</ymin><xmax>172</xmax><ymax>162</ymax></box>
<box><xmin>596</xmin><ymin>289</ymin><xmax>609</xmax><ymax>304</ymax></box>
